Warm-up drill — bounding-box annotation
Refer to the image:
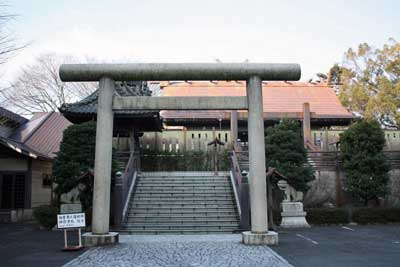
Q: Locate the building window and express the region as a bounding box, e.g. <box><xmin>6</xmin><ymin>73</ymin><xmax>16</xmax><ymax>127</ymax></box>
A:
<box><xmin>394</xmin><ymin>133</ymin><xmax>396</xmax><ymax>138</ymax></box>
<box><xmin>42</xmin><ymin>174</ymin><xmax>52</xmax><ymax>188</ymax></box>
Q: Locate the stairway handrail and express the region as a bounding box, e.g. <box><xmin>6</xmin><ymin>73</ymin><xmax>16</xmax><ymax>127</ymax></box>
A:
<box><xmin>115</xmin><ymin>150</ymin><xmax>140</xmax><ymax>227</ymax></box>
<box><xmin>230</xmin><ymin>150</ymin><xmax>250</xmax><ymax>230</ymax></box>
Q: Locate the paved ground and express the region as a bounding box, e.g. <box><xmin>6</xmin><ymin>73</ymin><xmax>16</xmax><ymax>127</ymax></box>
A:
<box><xmin>272</xmin><ymin>224</ymin><xmax>400</xmax><ymax>267</ymax></box>
<box><xmin>0</xmin><ymin>223</ymin><xmax>86</xmax><ymax>267</ymax></box>
<box><xmin>64</xmin><ymin>235</ymin><xmax>291</xmax><ymax>267</ymax></box>
<box><xmin>1</xmin><ymin>223</ymin><xmax>399</xmax><ymax>267</ymax></box>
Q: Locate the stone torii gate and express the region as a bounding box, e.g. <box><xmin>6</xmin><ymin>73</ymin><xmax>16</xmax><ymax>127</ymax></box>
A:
<box><xmin>59</xmin><ymin>63</ymin><xmax>301</xmax><ymax>246</ymax></box>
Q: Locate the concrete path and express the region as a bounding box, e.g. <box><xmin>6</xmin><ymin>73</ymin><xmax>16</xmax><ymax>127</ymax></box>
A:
<box><xmin>63</xmin><ymin>234</ymin><xmax>292</xmax><ymax>267</ymax></box>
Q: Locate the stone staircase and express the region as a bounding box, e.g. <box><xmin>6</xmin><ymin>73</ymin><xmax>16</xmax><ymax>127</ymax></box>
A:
<box><xmin>115</xmin><ymin>151</ymin><xmax>131</xmax><ymax>173</ymax></box>
<box><xmin>123</xmin><ymin>172</ymin><xmax>240</xmax><ymax>234</ymax></box>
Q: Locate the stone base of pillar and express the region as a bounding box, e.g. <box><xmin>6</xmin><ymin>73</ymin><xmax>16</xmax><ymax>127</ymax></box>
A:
<box><xmin>242</xmin><ymin>231</ymin><xmax>279</xmax><ymax>245</ymax></box>
<box><xmin>82</xmin><ymin>232</ymin><xmax>119</xmax><ymax>247</ymax></box>
<box><xmin>280</xmin><ymin>202</ymin><xmax>310</xmax><ymax>228</ymax></box>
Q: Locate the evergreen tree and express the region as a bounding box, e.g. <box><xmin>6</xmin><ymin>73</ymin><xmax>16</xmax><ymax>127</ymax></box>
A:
<box><xmin>53</xmin><ymin>121</ymin><xmax>116</xmax><ymax>211</ymax></box>
<box><xmin>340</xmin><ymin>119</ymin><xmax>390</xmax><ymax>205</ymax></box>
<box><xmin>265</xmin><ymin>119</ymin><xmax>314</xmax><ymax>192</ymax></box>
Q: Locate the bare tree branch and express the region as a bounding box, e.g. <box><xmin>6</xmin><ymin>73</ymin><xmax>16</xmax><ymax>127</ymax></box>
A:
<box><xmin>1</xmin><ymin>53</ymin><xmax>97</xmax><ymax>115</ymax></box>
<box><xmin>0</xmin><ymin>1</ymin><xmax>27</xmax><ymax>65</ymax></box>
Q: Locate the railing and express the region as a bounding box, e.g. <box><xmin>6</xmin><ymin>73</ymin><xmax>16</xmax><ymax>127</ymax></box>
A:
<box><xmin>307</xmin><ymin>151</ymin><xmax>400</xmax><ymax>170</ymax></box>
<box><xmin>307</xmin><ymin>151</ymin><xmax>340</xmax><ymax>171</ymax></box>
<box><xmin>114</xmin><ymin>151</ymin><xmax>140</xmax><ymax>227</ymax></box>
<box><xmin>230</xmin><ymin>150</ymin><xmax>250</xmax><ymax>230</ymax></box>
<box><xmin>383</xmin><ymin>151</ymin><xmax>400</xmax><ymax>168</ymax></box>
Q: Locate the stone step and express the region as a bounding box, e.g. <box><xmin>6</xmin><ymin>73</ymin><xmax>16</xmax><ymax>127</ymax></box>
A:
<box><xmin>137</xmin><ymin>181</ymin><xmax>230</xmax><ymax>186</ymax></box>
<box><xmin>135</xmin><ymin>194</ymin><xmax>230</xmax><ymax>198</ymax></box>
<box><xmin>130</xmin><ymin>206</ymin><xmax>236</xmax><ymax>212</ymax></box>
<box><xmin>123</xmin><ymin>224</ymin><xmax>238</xmax><ymax>229</ymax></box>
<box><xmin>119</xmin><ymin>229</ymin><xmax>237</xmax><ymax>234</ymax></box>
<box><xmin>141</xmin><ymin>172</ymin><xmax>229</xmax><ymax>177</ymax></box>
<box><xmin>129</xmin><ymin>204</ymin><xmax>236</xmax><ymax>209</ymax></box>
<box><xmin>125</xmin><ymin>172</ymin><xmax>239</xmax><ymax>234</ymax></box>
<box><xmin>124</xmin><ymin>222</ymin><xmax>240</xmax><ymax>228</ymax></box>
<box><xmin>135</xmin><ymin>189</ymin><xmax>232</xmax><ymax>194</ymax></box>
<box><xmin>136</xmin><ymin>185</ymin><xmax>231</xmax><ymax>190</ymax></box>
<box><xmin>138</xmin><ymin>177</ymin><xmax>229</xmax><ymax>184</ymax></box>
<box><xmin>132</xmin><ymin>196</ymin><xmax>234</xmax><ymax>201</ymax></box>
<box><xmin>131</xmin><ymin>200</ymin><xmax>235</xmax><ymax>205</ymax></box>
<box><xmin>129</xmin><ymin>211</ymin><xmax>237</xmax><ymax>216</ymax></box>
<box><xmin>125</xmin><ymin>217</ymin><xmax>238</xmax><ymax>223</ymax></box>
<box><xmin>126</xmin><ymin>214</ymin><xmax>238</xmax><ymax>219</ymax></box>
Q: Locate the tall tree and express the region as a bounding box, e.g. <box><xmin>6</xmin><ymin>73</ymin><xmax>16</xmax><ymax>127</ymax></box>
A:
<box><xmin>337</xmin><ymin>39</ymin><xmax>400</xmax><ymax>127</ymax></box>
<box><xmin>1</xmin><ymin>54</ymin><xmax>96</xmax><ymax>115</ymax></box>
<box><xmin>265</xmin><ymin>119</ymin><xmax>314</xmax><ymax>192</ymax></box>
<box><xmin>340</xmin><ymin>119</ymin><xmax>390</xmax><ymax>205</ymax></box>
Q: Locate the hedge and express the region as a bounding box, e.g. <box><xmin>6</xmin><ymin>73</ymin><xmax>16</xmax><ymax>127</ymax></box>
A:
<box><xmin>33</xmin><ymin>205</ymin><xmax>59</xmax><ymax>230</ymax></box>
<box><xmin>352</xmin><ymin>208</ymin><xmax>400</xmax><ymax>224</ymax></box>
<box><xmin>299</xmin><ymin>208</ymin><xmax>400</xmax><ymax>225</ymax></box>
<box><xmin>306</xmin><ymin>208</ymin><xmax>349</xmax><ymax>225</ymax></box>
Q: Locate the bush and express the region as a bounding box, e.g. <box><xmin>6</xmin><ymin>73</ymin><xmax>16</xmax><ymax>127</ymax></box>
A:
<box><xmin>340</xmin><ymin>119</ymin><xmax>390</xmax><ymax>205</ymax></box>
<box><xmin>33</xmin><ymin>205</ymin><xmax>59</xmax><ymax>230</ymax></box>
<box><xmin>265</xmin><ymin>119</ymin><xmax>314</xmax><ymax>192</ymax></box>
<box><xmin>306</xmin><ymin>208</ymin><xmax>349</xmax><ymax>225</ymax></box>
<box><xmin>53</xmin><ymin>121</ymin><xmax>117</xmax><ymax>212</ymax></box>
<box><xmin>352</xmin><ymin>208</ymin><xmax>400</xmax><ymax>224</ymax></box>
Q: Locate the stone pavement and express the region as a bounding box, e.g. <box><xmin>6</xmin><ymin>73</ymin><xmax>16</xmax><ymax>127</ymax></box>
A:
<box><xmin>63</xmin><ymin>234</ymin><xmax>292</xmax><ymax>267</ymax></box>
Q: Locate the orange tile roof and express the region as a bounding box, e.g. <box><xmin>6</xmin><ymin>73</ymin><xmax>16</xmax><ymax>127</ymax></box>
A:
<box><xmin>161</xmin><ymin>81</ymin><xmax>353</xmax><ymax>120</ymax></box>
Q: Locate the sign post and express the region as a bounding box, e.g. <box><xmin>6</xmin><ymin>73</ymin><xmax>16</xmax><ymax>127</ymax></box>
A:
<box><xmin>58</xmin><ymin>204</ymin><xmax>85</xmax><ymax>251</ymax></box>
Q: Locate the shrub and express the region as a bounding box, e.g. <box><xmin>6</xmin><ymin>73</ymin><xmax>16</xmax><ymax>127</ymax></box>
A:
<box><xmin>265</xmin><ymin>119</ymin><xmax>314</xmax><ymax>192</ymax></box>
<box><xmin>352</xmin><ymin>208</ymin><xmax>400</xmax><ymax>224</ymax></box>
<box><xmin>340</xmin><ymin>119</ymin><xmax>390</xmax><ymax>205</ymax></box>
<box><xmin>33</xmin><ymin>205</ymin><xmax>59</xmax><ymax>230</ymax></box>
<box><xmin>305</xmin><ymin>208</ymin><xmax>349</xmax><ymax>225</ymax></box>
<box><xmin>53</xmin><ymin>121</ymin><xmax>117</xmax><ymax>212</ymax></box>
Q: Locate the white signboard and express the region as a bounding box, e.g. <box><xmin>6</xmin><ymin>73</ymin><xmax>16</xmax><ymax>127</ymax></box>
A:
<box><xmin>57</xmin><ymin>213</ymin><xmax>86</xmax><ymax>229</ymax></box>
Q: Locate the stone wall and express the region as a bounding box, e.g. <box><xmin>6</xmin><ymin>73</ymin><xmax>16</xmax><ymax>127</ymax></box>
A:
<box><xmin>304</xmin><ymin>170</ymin><xmax>337</xmax><ymax>207</ymax></box>
<box><xmin>387</xmin><ymin>169</ymin><xmax>400</xmax><ymax>207</ymax></box>
<box><xmin>303</xmin><ymin>167</ymin><xmax>400</xmax><ymax>208</ymax></box>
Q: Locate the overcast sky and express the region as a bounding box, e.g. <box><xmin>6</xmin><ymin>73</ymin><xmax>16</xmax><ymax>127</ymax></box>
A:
<box><xmin>3</xmin><ymin>0</ymin><xmax>400</xmax><ymax>82</ymax></box>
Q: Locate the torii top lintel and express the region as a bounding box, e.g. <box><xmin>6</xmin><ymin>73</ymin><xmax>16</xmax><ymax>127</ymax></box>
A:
<box><xmin>59</xmin><ymin>63</ymin><xmax>301</xmax><ymax>82</ymax></box>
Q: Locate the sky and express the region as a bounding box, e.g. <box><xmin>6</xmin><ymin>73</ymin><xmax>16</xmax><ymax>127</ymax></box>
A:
<box><xmin>2</xmin><ymin>0</ymin><xmax>400</xmax><ymax>82</ymax></box>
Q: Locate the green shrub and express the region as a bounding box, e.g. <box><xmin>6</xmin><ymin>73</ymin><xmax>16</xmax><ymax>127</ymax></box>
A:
<box><xmin>53</xmin><ymin>121</ymin><xmax>117</xmax><ymax>212</ymax></box>
<box><xmin>33</xmin><ymin>205</ymin><xmax>59</xmax><ymax>230</ymax></box>
<box><xmin>265</xmin><ymin>119</ymin><xmax>314</xmax><ymax>193</ymax></box>
<box><xmin>340</xmin><ymin>119</ymin><xmax>390</xmax><ymax>205</ymax></box>
<box><xmin>352</xmin><ymin>208</ymin><xmax>400</xmax><ymax>224</ymax></box>
<box><xmin>306</xmin><ymin>208</ymin><xmax>349</xmax><ymax>225</ymax></box>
